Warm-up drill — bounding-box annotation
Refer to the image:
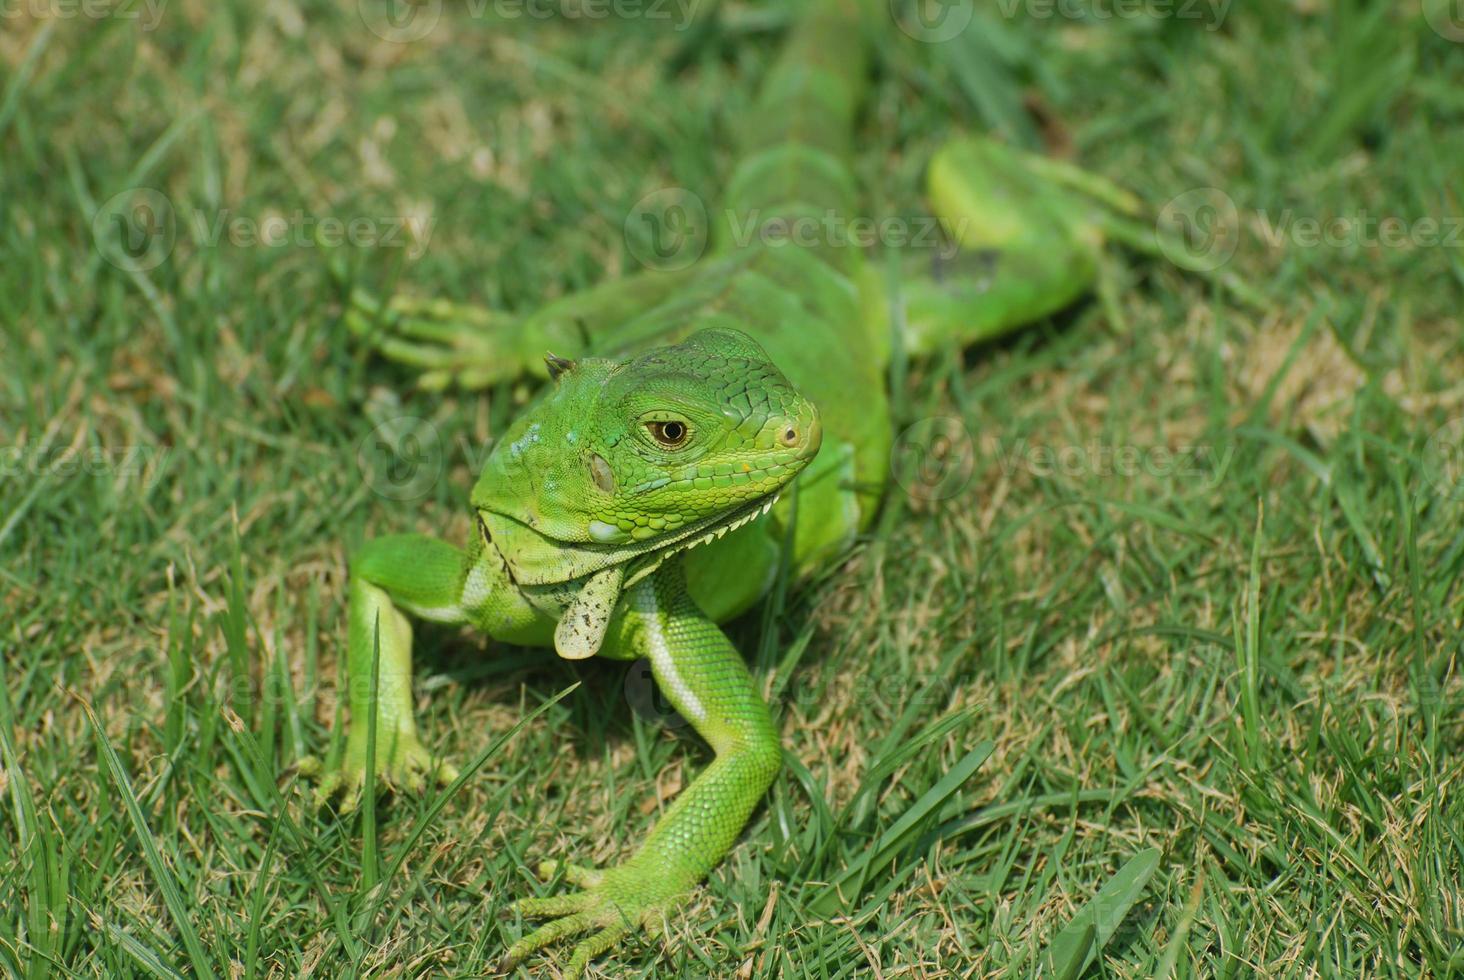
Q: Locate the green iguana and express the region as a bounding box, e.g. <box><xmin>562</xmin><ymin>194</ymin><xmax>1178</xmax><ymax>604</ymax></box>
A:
<box><xmin>309</xmin><ymin>1</ymin><xmax>1232</xmax><ymax>973</ymax></box>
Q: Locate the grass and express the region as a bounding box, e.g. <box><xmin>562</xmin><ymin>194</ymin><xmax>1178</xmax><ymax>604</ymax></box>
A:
<box><xmin>2</xmin><ymin>0</ymin><xmax>1463</xmax><ymax>976</ymax></box>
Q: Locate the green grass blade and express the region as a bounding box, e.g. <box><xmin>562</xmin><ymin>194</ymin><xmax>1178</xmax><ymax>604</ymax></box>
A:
<box><xmin>1044</xmin><ymin>922</ymin><xmax>1096</xmax><ymax>980</ymax></box>
<box><xmin>0</xmin><ymin>660</ymin><xmax>67</xmax><ymax>978</ymax></box>
<box><xmin>242</xmin><ymin>799</ymin><xmax>286</xmax><ymax>980</ymax></box>
<box><xmin>104</xmin><ymin>922</ymin><xmax>188</xmax><ymax>980</ymax></box>
<box><xmin>81</xmin><ymin>700</ymin><xmax>219</xmax><ymax>980</ymax></box>
<box><xmin>810</xmin><ymin>740</ymin><xmax>993</xmax><ymax>916</ymax></box>
<box><xmin>0</xmin><ymin>20</ymin><xmax>53</xmax><ymax>140</ymax></box>
<box><xmin>1154</xmin><ymin>874</ymin><xmax>1206</xmax><ymax>979</ymax></box>
<box><xmin>1039</xmin><ymin>847</ymin><xmax>1161</xmax><ymax>978</ymax></box>
<box><xmin>360</xmin><ymin>615</ymin><xmax>382</xmax><ymax>895</ymax></box>
<box><xmin>369</xmin><ymin>683</ymin><xmax>580</xmax><ymax>923</ymax></box>
<box><xmin>224</xmin><ymin>743</ymin><xmax>361</xmax><ymax>962</ymax></box>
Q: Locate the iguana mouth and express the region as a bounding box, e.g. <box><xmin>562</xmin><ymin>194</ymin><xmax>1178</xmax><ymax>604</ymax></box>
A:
<box><xmin>478</xmin><ymin>489</ymin><xmax>784</xmax><ymax>594</ymax></box>
<box><xmin>663</xmin><ymin>492</ymin><xmax>779</xmax><ymax>553</ymax></box>
<box><xmin>623</xmin><ymin>492</ymin><xmax>780</xmax><ymax>586</ymax></box>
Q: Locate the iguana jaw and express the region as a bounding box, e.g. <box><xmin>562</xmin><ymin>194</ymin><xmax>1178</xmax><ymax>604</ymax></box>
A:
<box><xmin>623</xmin><ymin>491</ymin><xmax>782</xmax><ymax>584</ymax></box>
<box><xmin>552</xmin><ymin>490</ymin><xmax>782</xmax><ymax>658</ymax></box>
<box><xmin>485</xmin><ymin>488</ymin><xmax>786</xmax><ymax>661</ymax></box>
<box><xmin>479</xmin><ymin>485</ymin><xmax>788</xmax><ymax>592</ymax></box>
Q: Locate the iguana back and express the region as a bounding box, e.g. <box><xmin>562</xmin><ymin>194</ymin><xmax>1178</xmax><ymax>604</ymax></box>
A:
<box><xmin>574</xmin><ymin>0</ymin><xmax>892</xmax><ymax>610</ymax></box>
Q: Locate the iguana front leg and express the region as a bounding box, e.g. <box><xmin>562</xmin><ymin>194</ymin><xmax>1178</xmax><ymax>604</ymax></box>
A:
<box><xmin>307</xmin><ymin>533</ymin><xmax>547</xmax><ymax>806</ymax></box>
<box><xmin>306</xmin><ymin>535</ymin><xmax>469</xmax><ymax>805</ymax></box>
<box><xmin>500</xmin><ymin>562</ymin><xmax>781</xmax><ymax>978</ymax></box>
<box><xmin>339</xmin><ymin>264</ymin><xmax>703</xmax><ymax>389</ymax></box>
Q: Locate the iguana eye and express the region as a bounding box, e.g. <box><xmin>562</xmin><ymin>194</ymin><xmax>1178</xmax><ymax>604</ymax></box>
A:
<box><xmin>646</xmin><ymin>420</ymin><xmax>689</xmax><ymax>447</ymax></box>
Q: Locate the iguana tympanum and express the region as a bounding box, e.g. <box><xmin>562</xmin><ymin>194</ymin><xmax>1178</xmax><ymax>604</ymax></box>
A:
<box><xmin>312</xmin><ymin>1</ymin><xmax>1169</xmax><ymax>974</ymax></box>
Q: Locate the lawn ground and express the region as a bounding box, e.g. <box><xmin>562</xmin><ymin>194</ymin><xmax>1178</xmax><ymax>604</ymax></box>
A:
<box><xmin>2</xmin><ymin>0</ymin><xmax>1463</xmax><ymax>976</ymax></box>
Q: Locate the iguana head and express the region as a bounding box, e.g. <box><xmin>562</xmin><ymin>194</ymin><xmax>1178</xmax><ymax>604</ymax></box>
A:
<box><xmin>473</xmin><ymin>327</ymin><xmax>821</xmax><ymax>596</ymax></box>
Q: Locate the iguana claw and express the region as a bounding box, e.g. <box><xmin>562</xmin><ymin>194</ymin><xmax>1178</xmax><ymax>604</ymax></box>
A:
<box><xmin>301</xmin><ymin>731</ymin><xmax>458</xmax><ymax>812</ymax></box>
<box><xmin>341</xmin><ymin>288</ymin><xmax>523</xmax><ymax>390</ymax></box>
<box><xmin>497</xmin><ymin>858</ymin><xmax>686</xmax><ymax>978</ymax></box>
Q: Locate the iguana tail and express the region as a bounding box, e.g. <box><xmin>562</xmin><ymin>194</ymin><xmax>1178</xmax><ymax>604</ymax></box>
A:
<box><xmin>719</xmin><ymin>0</ymin><xmax>870</xmax><ymax>273</ymax></box>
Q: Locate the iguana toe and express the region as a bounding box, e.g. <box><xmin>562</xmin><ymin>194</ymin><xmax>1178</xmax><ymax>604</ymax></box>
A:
<box><xmin>536</xmin><ymin>859</ymin><xmax>603</xmax><ymax>888</ymax></box>
<box><xmin>341</xmin><ymin>288</ymin><xmax>522</xmax><ymax>390</ymax></box>
<box><xmin>303</xmin><ymin>733</ymin><xmax>456</xmax><ymax>812</ymax></box>
<box><xmin>500</xmin><ymin>859</ymin><xmax>686</xmax><ymax>976</ymax></box>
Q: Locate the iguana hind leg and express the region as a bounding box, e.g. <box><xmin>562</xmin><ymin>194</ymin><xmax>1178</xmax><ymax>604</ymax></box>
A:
<box><xmin>899</xmin><ymin>134</ymin><xmax>1267</xmax><ymax>347</ymax></box>
<box><xmin>888</xmin><ymin>135</ymin><xmax>1105</xmax><ymax>358</ymax></box>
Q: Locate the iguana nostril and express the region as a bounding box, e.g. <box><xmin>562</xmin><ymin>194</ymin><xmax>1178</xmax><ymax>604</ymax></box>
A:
<box><xmin>780</xmin><ymin>427</ymin><xmax>798</xmax><ymax>446</ymax></box>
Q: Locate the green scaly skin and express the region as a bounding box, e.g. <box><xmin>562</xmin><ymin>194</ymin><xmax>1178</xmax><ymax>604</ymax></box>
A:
<box><xmin>311</xmin><ymin>0</ymin><xmax>1255</xmax><ymax>974</ymax></box>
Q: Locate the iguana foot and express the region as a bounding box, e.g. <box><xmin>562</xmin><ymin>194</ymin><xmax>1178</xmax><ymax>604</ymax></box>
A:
<box><xmin>341</xmin><ymin>288</ymin><xmax>523</xmax><ymax>390</ymax></box>
<box><xmin>301</xmin><ymin>730</ymin><xmax>458</xmax><ymax>812</ymax></box>
<box><xmin>497</xmin><ymin>859</ymin><xmax>690</xmax><ymax>978</ymax></box>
